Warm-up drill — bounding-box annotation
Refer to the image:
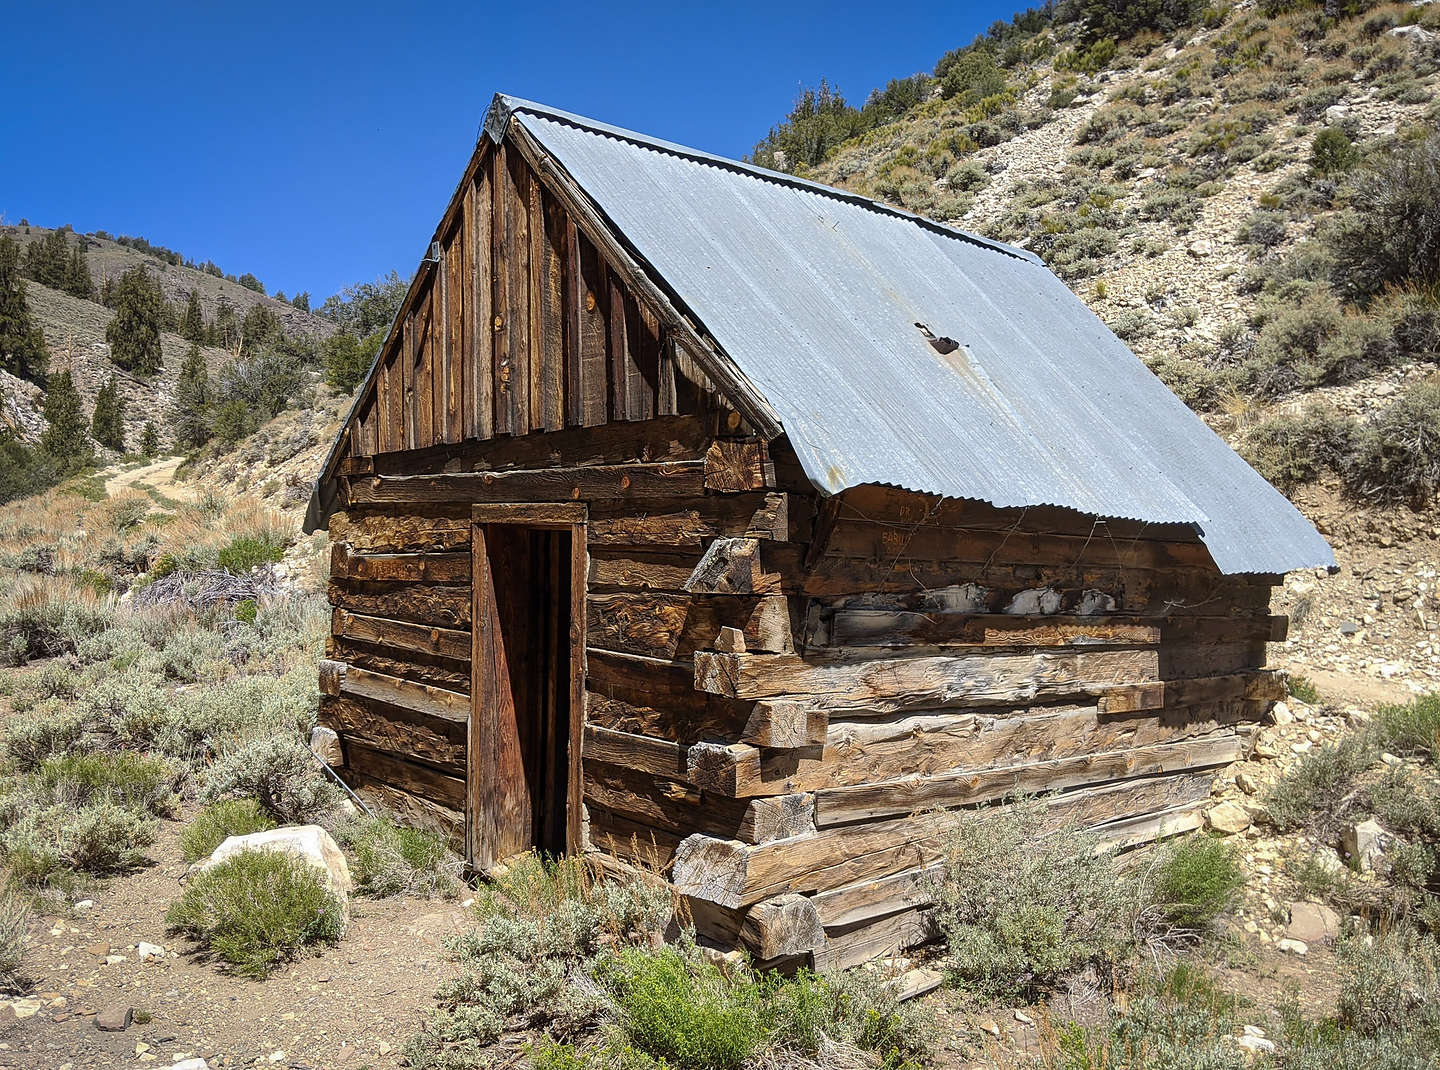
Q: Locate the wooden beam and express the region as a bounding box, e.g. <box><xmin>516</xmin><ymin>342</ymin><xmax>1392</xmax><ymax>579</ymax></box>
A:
<box><xmin>1100</xmin><ymin>671</ymin><xmax>1286</xmax><ymax>714</ymax></box>
<box><xmin>335</xmin><ymin>663</ymin><xmax>469</xmax><ymax>723</ymax></box>
<box><xmin>330</xmin><ymin>545</ymin><xmax>469</xmax><ymax>584</ymax></box>
<box><xmin>333</xmin><ymin>608</ymin><xmax>469</xmax><ymax>662</ymax></box>
<box><xmin>816</xmin><ymin>611</ymin><xmax>1162</xmax><ymax>650</ymax></box>
<box><xmin>703</xmin><ymin>440</ymin><xmax>773</xmax><ymax>493</ymax></box>
<box><xmin>694</xmin><ymin>648</ymin><xmax>1159</xmax><ymax>709</ymax></box>
<box><xmin>346</xmin><ymin>461</ymin><xmax>706</xmax><ymax>506</ymax></box>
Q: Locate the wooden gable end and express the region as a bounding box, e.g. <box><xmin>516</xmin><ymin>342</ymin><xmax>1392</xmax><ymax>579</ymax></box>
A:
<box><xmin>345</xmin><ymin>137</ymin><xmax>732</xmax><ymax>464</ymax></box>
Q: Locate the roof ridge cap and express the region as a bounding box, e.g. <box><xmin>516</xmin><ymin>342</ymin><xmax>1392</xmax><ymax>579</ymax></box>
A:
<box><xmin>482</xmin><ymin>93</ymin><xmax>1041</xmax><ymax>266</ymax></box>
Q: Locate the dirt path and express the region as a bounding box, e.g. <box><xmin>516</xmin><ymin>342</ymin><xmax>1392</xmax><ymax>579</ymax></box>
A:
<box><xmin>103</xmin><ymin>456</ymin><xmax>196</xmax><ymax>507</ymax></box>
<box><xmin>0</xmin><ymin>813</ymin><xmax>466</xmax><ymax>1069</ymax></box>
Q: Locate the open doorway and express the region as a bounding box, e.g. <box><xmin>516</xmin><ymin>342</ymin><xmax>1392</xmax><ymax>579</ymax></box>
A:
<box><xmin>469</xmin><ymin>505</ymin><xmax>586</xmax><ymax>870</ymax></box>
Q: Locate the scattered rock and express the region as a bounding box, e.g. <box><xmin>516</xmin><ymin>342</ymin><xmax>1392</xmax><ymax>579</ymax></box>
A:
<box><xmin>1389</xmin><ymin>23</ymin><xmax>1437</xmax><ymax>45</ymax></box>
<box><xmin>977</xmin><ymin>1017</ymin><xmax>1002</xmax><ymax>1037</ymax></box>
<box><xmin>1235</xmin><ymin>769</ymin><xmax>1262</xmax><ymax>795</ymax></box>
<box><xmin>1206</xmin><ymin>801</ymin><xmax>1252</xmax><ymax>834</ymax></box>
<box><xmin>86</xmin><ymin>942</ymin><xmax>110</xmax><ymax>957</ymax></box>
<box><xmin>1341</xmin><ymin>818</ymin><xmax>1392</xmax><ymax>872</ymax></box>
<box><xmin>1014</xmin><ymin>1010</ymin><xmax>1034</xmax><ymax>1025</ymax></box>
<box><xmin>1339</xmin><ymin>620</ymin><xmax>1361</xmax><ymax>637</ymax></box>
<box><xmin>203</xmin><ymin>824</ymin><xmax>353</xmax><ymax>902</ymax></box>
<box><xmin>1268</xmin><ymin>701</ymin><xmax>1294</xmax><ymax>726</ymax></box>
<box><xmin>73</xmin><ymin>899</ymin><xmax>95</xmax><ymax>913</ymax></box>
<box><xmin>95</xmin><ymin>1004</ymin><xmax>133</xmax><ymax>1031</ymax></box>
<box><xmin>1286</xmin><ymin>901</ymin><xmax>1341</xmax><ymax>944</ymax></box>
<box><xmin>1236</xmin><ymin>1034</ymin><xmax>1277</xmax><ymax>1054</ymax></box>
<box><xmin>1277</xmin><ymin>938</ymin><xmax>1308</xmax><ymax>956</ymax></box>
<box><xmin>137</xmin><ymin>942</ymin><xmax>167</xmax><ymax>963</ymax></box>
<box><xmin>169</xmin><ymin>1060</ymin><xmax>210</xmax><ymax>1070</ymax></box>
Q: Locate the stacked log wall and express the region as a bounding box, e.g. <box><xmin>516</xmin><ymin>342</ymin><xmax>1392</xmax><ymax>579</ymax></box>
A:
<box><xmin>647</xmin><ymin>483</ymin><xmax>1286</xmax><ymax>968</ymax></box>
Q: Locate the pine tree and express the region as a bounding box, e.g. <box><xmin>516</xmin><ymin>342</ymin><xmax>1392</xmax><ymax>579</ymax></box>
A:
<box><xmin>40</xmin><ymin>370</ymin><xmax>91</xmax><ymax>469</ymax></box>
<box><xmin>105</xmin><ymin>266</ymin><xmax>165</xmax><ymax>374</ymax></box>
<box><xmin>90</xmin><ymin>373</ymin><xmax>125</xmax><ymax>450</ymax></box>
<box><xmin>0</xmin><ymin>236</ymin><xmax>48</xmax><ymax>383</ymax></box>
<box><xmin>140</xmin><ymin>421</ymin><xmax>159</xmax><ymax>458</ymax></box>
<box><xmin>212</xmin><ymin>295</ymin><xmax>238</xmax><ymax>350</ymax></box>
<box><xmin>181</xmin><ymin>290</ymin><xmax>205</xmax><ymax>342</ymax></box>
<box><xmin>65</xmin><ymin>244</ymin><xmax>94</xmax><ymax>299</ymax></box>
<box><xmin>23</xmin><ymin>230</ymin><xmax>71</xmax><ymax>289</ymax></box>
<box><xmin>173</xmin><ymin>344</ymin><xmax>211</xmax><ymax>449</ymax></box>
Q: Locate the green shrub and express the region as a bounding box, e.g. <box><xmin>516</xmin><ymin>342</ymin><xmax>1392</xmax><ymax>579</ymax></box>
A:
<box><xmin>233</xmin><ymin>598</ymin><xmax>258</xmax><ymax>625</ymax></box>
<box><xmin>201</xmin><ymin>734</ymin><xmax>343</xmax><ymax>824</ymax></box>
<box><xmin>0</xmin><ymin>577</ymin><xmax>114</xmax><ymax>665</ymax></box>
<box><xmin>3</xmin><ymin>704</ymin><xmax>86</xmax><ymax>771</ymax></box>
<box><xmin>406</xmin><ymin>854</ymin><xmax>673</xmax><ymax>1069</ymax></box>
<box><xmin>180</xmin><ymin>799</ymin><xmax>277</xmax><ymax>862</ymax></box>
<box><xmin>0</xmin><ymin>799</ymin><xmax>156</xmax><ymax>881</ymax></box>
<box><xmin>0</xmin><ymin>878</ymin><xmax>29</xmax><ymax>993</ymax></box>
<box><xmin>931</xmin><ymin>800</ymin><xmax>1124</xmax><ymax>999</ymax></box>
<box><xmin>1150</xmin><ymin>835</ymin><xmax>1244</xmax><ymax>931</ymax></box>
<box><xmin>216</xmin><ymin>534</ymin><xmax>286</xmax><ymax>574</ymax></box>
<box><xmin>165</xmin><ymin>849</ymin><xmax>345</xmax><ymax>978</ymax></box>
<box><xmin>1342</xmin><ymin>379</ymin><xmax>1440</xmax><ymax>507</ymax></box>
<box><xmin>603</xmin><ymin>947</ymin><xmax>763</xmax><ymax>1070</ymax></box>
<box><xmin>1337</xmin><ymin>928</ymin><xmax>1440</xmax><ymax>1037</ymax></box>
<box><xmin>1264</xmin><ymin>736</ymin><xmax>1376</xmax><ymax>833</ymax></box>
<box><xmin>338</xmin><ymin>815</ymin><xmax>458</xmax><ymax>898</ymax></box>
<box><xmin>1312</xmin><ymin>126</ymin><xmax>1361</xmax><ymax>175</ymax></box>
<box><xmin>1240</xmin><ymin>409</ymin><xmax>1359</xmax><ymax>490</ymax></box>
<box><xmin>1329</xmin><ymin>132</ymin><xmax>1440</xmax><ymax>300</ymax></box>
<box><xmin>37</xmin><ymin>751</ymin><xmax>178</xmax><ymax>816</ymax></box>
<box><xmin>1049</xmin><ymin>961</ymin><xmax>1251</xmax><ymax>1070</ymax></box>
<box><xmin>1369</xmin><ymin>693</ymin><xmax>1440</xmax><ymax>760</ymax></box>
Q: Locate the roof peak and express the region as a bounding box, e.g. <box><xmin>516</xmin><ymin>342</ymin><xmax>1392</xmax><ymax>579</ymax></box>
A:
<box><xmin>481</xmin><ymin>93</ymin><xmax>1041</xmax><ymax>266</ymax></box>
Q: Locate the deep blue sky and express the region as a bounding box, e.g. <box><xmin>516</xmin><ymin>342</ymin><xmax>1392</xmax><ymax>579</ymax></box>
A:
<box><xmin>2</xmin><ymin>2</ymin><xmax>1015</xmax><ymax>304</ymax></box>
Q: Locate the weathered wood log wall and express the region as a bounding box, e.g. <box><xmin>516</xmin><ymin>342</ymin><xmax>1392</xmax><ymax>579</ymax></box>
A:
<box><xmin>588</xmin><ymin>482</ymin><xmax>1285</xmax><ymax>969</ymax></box>
<box><xmin>316</xmin><ymin>126</ymin><xmax>1285</xmax><ymax>973</ymax></box>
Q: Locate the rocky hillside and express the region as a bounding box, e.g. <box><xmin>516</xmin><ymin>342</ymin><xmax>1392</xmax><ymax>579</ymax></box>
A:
<box><xmin>0</xmin><ymin>225</ymin><xmax>335</xmax><ymax>455</ymax></box>
<box><xmin>782</xmin><ymin>0</ymin><xmax>1440</xmax><ymax>697</ymax></box>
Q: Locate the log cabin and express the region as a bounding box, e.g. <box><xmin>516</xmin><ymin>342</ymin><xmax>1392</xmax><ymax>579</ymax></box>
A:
<box><xmin>304</xmin><ymin>94</ymin><xmax>1335</xmax><ymax>970</ymax></box>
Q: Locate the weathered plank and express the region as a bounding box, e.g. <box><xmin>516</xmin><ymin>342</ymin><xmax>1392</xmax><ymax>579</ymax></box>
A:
<box><xmin>329</xmin><ymin>511</ymin><xmax>471</xmax><ymax>553</ymax></box>
<box><xmin>319</xmin><ymin>695</ymin><xmax>466</xmax><ymax>772</ymax></box>
<box><xmin>333</xmin><ymin>608</ymin><xmax>470</xmax><ymax>661</ymax></box>
<box><xmin>336</xmin><ymin>664</ymin><xmax>470</xmax><ymax>724</ymax></box>
<box><xmin>815</xmin><ymin>611</ymin><xmax>1161</xmax><ymax>650</ymax></box>
<box><xmin>703</xmin><ymin>440</ymin><xmax>773</xmax><ymax>493</ymax></box>
<box><xmin>328</xmin><ymin>581</ymin><xmax>471</xmax><ymax>628</ymax></box>
<box><xmin>349</xmin><ymin>771</ymin><xmax>464</xmax><ymax>848</ymax></box>
<box><xmin>347</xmin><ymin>741</ymin><xmax>466</xmax><ymax>809</ymax></box>
<box><xmin>694</xmin><ymin>649</ymin><xmax>1159</xmax><ymax>709</ymax></box>
<box><xmin>1100</xmin><ymin>671</ymin><xmax>1285</xmax><ymax>714</ymax></box>
<box><xmin>810</xmin><ymin>734</ymin><xmax>1241</xmax><ymax>825</ymax></box>
<box><xmin>347</xmin><ymin>461</ymin><xmax>706</xmax><ymax>505</ymax></box>
<box><xmin>331</xmin><ymin>545</ymin><xmax>470</xmax><ymax>584</ymax></box>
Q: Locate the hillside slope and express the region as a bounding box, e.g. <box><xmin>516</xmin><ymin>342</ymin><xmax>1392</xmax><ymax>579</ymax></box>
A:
<box><xmin>0</xmin><ymin>225</ymin><xmax>336</xmax><ymax>455</ymax></box>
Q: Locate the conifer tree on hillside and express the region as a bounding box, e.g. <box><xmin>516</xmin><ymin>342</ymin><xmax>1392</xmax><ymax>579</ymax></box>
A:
<box><xmin>181</xmin><ymin>290</ymin><xmax>205</xmax><ymax>342</ymax></box>
<box><xmin>173</xmin><ymin>343</ymin><xmax>211</xmax><ymax>450</ymax></box>
<box><xmin>65</xmin><ymin>243</ymin><xmax>94</xmax><ymax>300</ymax></box>
<box><xmin>291</xmin><ymin>292</ymin><xmax>310</xmax><ymax>312</ymax></box>
<box><xmin>23</xmin><ymin>230</ymin><xmax>71</xmax><ymax>289</ymax></box>
<box><xmin>140</xmin><ymin>421</ymin><xmax>158</xmax><ymax>458</ymax></box>
<box><xmin>0</xmin><ymin>236</ymin><xmax>48</xmax><ymax>383</ymax></box>
<box><xmin>90</xmin><ymin>373</ymin><xmax>125</xmax><ymax>450</ymax></box>
<box><xmin>212</xmin><ymin>295</ymin><xmax>238</xmax><ymax>351</ymax></box>
<box><xmin>105</xmin><ymin>266</ymin><xmax>165</xmax><ymax>374</ymax></box>
<box><xmin>40</xmin><ymin>369</ymin><xmax>90</xmax><ymax>468</ymax></box>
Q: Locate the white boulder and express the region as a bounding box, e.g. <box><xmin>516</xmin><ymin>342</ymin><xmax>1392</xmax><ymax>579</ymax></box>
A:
<box><xmin>202</xmin><ymin>825</ymin><xmax>353</xmax><ymax>900</ymax></box>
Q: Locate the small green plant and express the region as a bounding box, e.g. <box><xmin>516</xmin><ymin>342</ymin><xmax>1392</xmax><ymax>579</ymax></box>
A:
<box><xmin>233</xmin><ymin>598</ymin><xmax>258</xmax><ymax>625</ymax></box>
<box><xmin>165</xmin><ymin>849</ymin><xmax>345</xmax><ymax>978</ymax></box>
<box><xmin>1336</xmin><ymin>928</ymin><xmax>1440</xmax><ymax>1037</ymax></box>
<box><xmin>1289</xmin><ymin>674</ymin><xmax>1323</xmax><ymax>705</ymax></box>
<box><xmin>216</xmin><ymin>534</ymin><xmax>285</xmax><ymax>574</ymax></box>
<box><xmin>1150</xmin><ymin>835</ymin><xmax>1245</xmax><ymax>932</ymax></box>
<box><xmin>1265</xmin><ymin>735</ymin><xmax>1375</xmax><ymax>833</ymax></box>
<box><xmin>603</xmin><ymin>947</ymin><xmax>763</xmax><ymax>1070</ymax></box>
<box><xmin>180</xmin><ymin>799</ymin><xmax>277</xmax><ymax>862</ymax></box>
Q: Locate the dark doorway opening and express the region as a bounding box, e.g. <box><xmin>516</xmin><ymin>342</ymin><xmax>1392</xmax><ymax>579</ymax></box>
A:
<box><xmin>470</xmin><ymin>508</ymin><xmax>585</xmax><ymax>870</ymax></box>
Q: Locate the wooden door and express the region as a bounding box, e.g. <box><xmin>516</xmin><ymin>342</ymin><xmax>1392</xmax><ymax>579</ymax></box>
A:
<box><xmin>468</xmin><ymin>504</ymin><xmax>586</xmax><ymax>870</ymax></box>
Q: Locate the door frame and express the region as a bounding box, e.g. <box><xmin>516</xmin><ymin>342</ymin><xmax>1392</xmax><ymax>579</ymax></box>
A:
<box><xmin>468</xmin><ymin>502</ymin><xmax>587</xmax><ymax>870</ymax></box>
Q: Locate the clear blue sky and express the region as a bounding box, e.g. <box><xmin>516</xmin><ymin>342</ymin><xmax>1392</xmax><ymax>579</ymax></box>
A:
<box><xmin>1</xmin><ymin>1</ymin><xmax>1015</xmax><ymax>304</ymax></box>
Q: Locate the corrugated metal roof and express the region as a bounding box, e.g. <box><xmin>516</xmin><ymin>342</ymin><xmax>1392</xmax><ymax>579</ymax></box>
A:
<box><xmin>487</xmin><ymin>96</ymin><xmax>1335</xmax><ymax>575</ymax></box>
